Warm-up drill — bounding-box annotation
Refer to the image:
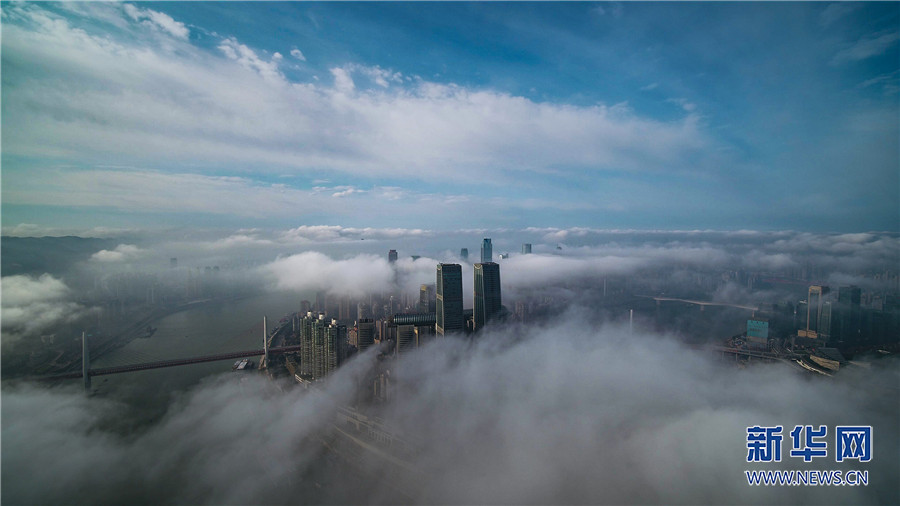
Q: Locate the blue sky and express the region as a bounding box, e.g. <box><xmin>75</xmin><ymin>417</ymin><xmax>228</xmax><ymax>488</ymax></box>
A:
<box><xmin>1</xmin><ymin>2</ymin><xmax>897</xmax><ymax>234</ymax></box>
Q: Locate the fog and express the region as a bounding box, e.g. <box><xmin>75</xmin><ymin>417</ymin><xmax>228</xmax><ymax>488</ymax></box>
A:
<box><xmin>2</xmin><ymin>308</ymin><xmax>897</xmax><ymax>504</ymax></box>
<box><xmin>2</xmin><ymin>228</ymin><xmax>897</xmax><ymax>354</ymax></box>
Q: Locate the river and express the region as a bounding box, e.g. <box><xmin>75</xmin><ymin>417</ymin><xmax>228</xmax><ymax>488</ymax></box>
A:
<box><xmin>88</xmin><ymin>291</ymin><xmax>307</xmax><ymax>431</ymax></box>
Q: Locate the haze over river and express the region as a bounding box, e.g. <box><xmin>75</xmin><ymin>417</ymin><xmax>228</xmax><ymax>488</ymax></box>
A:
<box><xmin>89</xmin><ymin>292</ymin><xmax>305</xmax><ymax>429</ymax></box>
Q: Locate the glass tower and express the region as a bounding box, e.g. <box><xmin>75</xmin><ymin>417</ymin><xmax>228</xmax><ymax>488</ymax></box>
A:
<box><xmin>474</xmin><ymin>262</ymin><xmax>502</xmax><ymax>331</ymax></box>
<box><xmin>481</xmin><ymin>238</ymin><xmax>492</xmax><ymax>263</ymax></box>
<box><xmin>436</xmin><ymin>263</ymin><xmax>463</xmax><ymax>335</ymax></box>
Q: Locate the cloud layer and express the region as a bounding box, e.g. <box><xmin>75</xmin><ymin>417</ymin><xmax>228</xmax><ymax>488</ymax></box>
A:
<box><xmin>2</xmin><ymin>314</ymin><xmax>897</xmax><ymax>504</ymax></box>
<box><xmin>0</xmin><ymin>274</ymin><xmax>96</xmax><ymax>342</ymax></box>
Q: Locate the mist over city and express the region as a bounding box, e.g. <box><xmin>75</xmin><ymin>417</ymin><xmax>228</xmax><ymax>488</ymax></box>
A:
<box><xmin>2</xmin><ymin>2</ymin><xmax>898</xmax><ymax>505</ymax></box>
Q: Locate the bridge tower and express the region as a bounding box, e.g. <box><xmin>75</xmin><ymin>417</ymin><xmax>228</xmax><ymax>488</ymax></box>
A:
<box><xmin>263</xmin><ymin>315</ymin><xmax>269</xmax><ymax>368</ymax></box>
<box><xmin>82</xmin><ymin>331</ymin><xmax>91</xmax><ymax>392</ymax></box>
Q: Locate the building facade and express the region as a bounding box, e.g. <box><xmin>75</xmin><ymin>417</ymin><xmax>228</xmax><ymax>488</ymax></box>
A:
<box><xmin>474</xmin><ymin>262</ymin><xmax>502</xmax><ymax>331</ymax></box>
<box><xmin>436</xmin><ymin>263</ymin><xmax>464</xmax><ymax>335</ymax></box>
<box><xmin>481</xmin><ymin>238</ymin><xmax>492</xmax><ymax>263</ymax></box>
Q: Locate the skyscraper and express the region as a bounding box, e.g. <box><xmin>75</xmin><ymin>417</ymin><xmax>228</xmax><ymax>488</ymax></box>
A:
<box><xmin>357</xmin><ymin>318</ymin><xmax>375</xmax><ymax>352</ymax></box>
<box><xmin>436</xmin><ymin>263</ymin><xmax>464</xmax><ymax>336</ymax></box>
<box><xmin>460</xmin><ymin>248</ymin><xmax>469</xmax><ymax>261</ymax></box>
<box><xmin>836</xmin><ymin>285</ymin><xmax>862</xmax><ymax>343</ymax></box>
<box><xmin>324</xmin><ymin>319</ymin><xmax>347</xmax><ymax>376</ymax></box>
<box><xmin>474</xmin><ymin>262</ymin><xmax>502</xmax><ymax>331</ymax></box>
<box><xmin>803</xmin><ymin>285</ymin><xmax>829</xmax><ymax>338</ymax></box>
<box><xmin>522</xmin><ymin>243</ymin><xmax>532</xmax><ymax>254</ymax></box>
<box><xmin>396</xmin><ymin>325</ymin><xmax>416</xmax><ymax>356</ymax></box>
<box><xmin>481</xmin><ymin>238</ymin><xmax>492</xmax><ymax>263</ymax></box>
<box><xmin>388</xmin><ymin>249</ymin><xmax>398</xmax><ymax>263</ymax></box>
<box><xmin>419</xmin><ymin>283</ymin><xmax>436</xmax><ymax>313</ymax></box>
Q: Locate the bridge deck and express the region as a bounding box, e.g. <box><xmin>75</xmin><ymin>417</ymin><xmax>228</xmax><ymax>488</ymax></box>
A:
<box><xmin>35</xmin><ymin>345</ymin><xmax>301</xmax><ymax>381</ymax></box>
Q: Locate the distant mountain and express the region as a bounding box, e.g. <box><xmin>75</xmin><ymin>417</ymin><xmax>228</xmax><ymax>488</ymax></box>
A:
<box><xmin>1</xmin><ymin>236</ymin><xmax>116</xmax><ymax>277</ymax></box>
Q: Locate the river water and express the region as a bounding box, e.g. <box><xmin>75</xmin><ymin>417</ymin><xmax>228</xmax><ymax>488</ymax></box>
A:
<box><xmin>89</xmin><ymin>291</ymin><xmax>306</xmax><ymax>430</ymax></box>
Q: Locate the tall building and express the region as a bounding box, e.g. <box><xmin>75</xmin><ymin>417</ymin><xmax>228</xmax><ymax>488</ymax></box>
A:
<box><xmin>299</xmin><ymin>312</ymin><xmax>347</xmax><ymax>380</ymax></box>
<box><xmin>522</xmin><ymin>243</ymin><xmax>532</xmax><ymax>254</ymax></box>
<box><xmin>419</xmin><ymin>283</ymin><xmax>436</xmax><ymax>313</ymax></box>
<box><xmin>801</xmin><ymin>285</ymin><xmax>829</xmax><ymax>338</ymax></box>
<box><xmin>474</xmin><ymin>262</ymin><xmax>502</xmax><ymax>331</ymax></box>
<box><xmin>324</xmin><ymin>319</ymin><xmax>347</xmax><ymax>376</ymax></box>
<box><xmin>836</xmin><ymin>285</ymin><xmax>862</xmax><ymax>343</ymax></box>
<box><xmin>747</xmin><ymin>319</ymin><xmax>769</xmax><ymax>350</ymax></box>
<box><xmin>436</xmin><ymin>263</ymin><xmax>464</xmax><ymax>336</ymax></box>
<box><xmin>357</xmin><ymin>318</ymin><xmax>375</xmax><ymax>352</ymax></box>
<box><xmin>396</xmin><ymin>325</ymin><xmax>416</xmax><ymax>356</ymax></box>
<box><xmin>460</xmin><ymin>248</ymin><xmax>469</xmax><ymax>261</ymax></box>
<box><xmin>388</xmin><ymin>249</ymin><xmax>398</xmax><ymax>263</ymax></box>
<box><xmin>481</xmin><ymin>238</ymin><xmax>492</xmax><ymax>263</ymax></box>
<box><xmin>169</xmin><ymin>257</ymin><xmax>178</xmax><ymax>268</ymax></box>
<box><xmin>299</xmin><ymin>312</ymin><xmax>321</xmax><ymax>376</ymax></box>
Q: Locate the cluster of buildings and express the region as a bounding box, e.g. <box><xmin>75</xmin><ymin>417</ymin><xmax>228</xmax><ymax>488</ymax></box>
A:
<box><xmin>286</xmin><ymin>238</ymin><xmax>506</xmax><ymax>385</ymax></box>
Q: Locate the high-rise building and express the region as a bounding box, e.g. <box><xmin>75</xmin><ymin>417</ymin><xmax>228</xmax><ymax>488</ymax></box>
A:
<box><xmin>299</xmin><ymin>312</ymin><xmax>321</xmax><ymax>376</ymax></box>
<box><xmin>357</xmin><ymin>318</ymin><xmax>375</xmax><ymax>352</ymax></box>
<box><xmin>747</xmin><ymin>319</ymin><xmax>769</xmax><ymax>349</ymax></box>
<box><xmin>170</xmin><ymin>257</ymin><xmax>178</xmax><ymax>268</ymax></box>
<box><xmin>801</xmin><ymin>285</ymin><xmax>829</xmax><ymax>338</ymax></box>
<box><xmin>396</xmin><ymin>325</ymin><xmax>416</xmax><ymax>356</ymax></box>
<box><xmin>388</xmin><ymin>249</ymin><xmax>398</xmax><ymax>263</ymax></box>
<box><xmin>357</xmin><ymin>302</ymin><xmax>371</xmax><ymax>321</ymax></box>
<box><xmin>436</xmin><ymin>263</ymin><xmax>464</xmax><ymax>336</ymax></box>
<box><xmin>474</xmin><ymin>262</ymin><xmax>502</xmax><ymax>331</ymax></box>
<box><xmin>481</xmin><ymin>238</ymin><xmax>492</xmax><ymax>263</ymax></box>
<box><xmin>836</xmin><ymin>285</ymin><xmax>862</xmax><ymax>343</ymax></box>
<box><xmin>324</xmin><ymin>319</ymin><xmax>347</xmax><ymax>376</ymax></box>
<box><xmin>299</xmin><ymin>312</ymin><xmax>348</xmax><ymax>380</ymax></box>
<box><xmin>522</xmin><ymin>243</ymin><xmax>532</xmax><ymax>254</ymax></box>
<box><xmin>419</xmin><ymin>284</ymin><xmax>436</xmax><ymax>313</ymax></box>
<box><xmin>460</xmin><ymin>248</ymin><xmax>469</xmax><ymax>261</ymax></box>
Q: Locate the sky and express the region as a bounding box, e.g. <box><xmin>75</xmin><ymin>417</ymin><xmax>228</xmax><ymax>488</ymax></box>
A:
<box><xmin>1</xmin><ymin>2</ymin><xmax>898</xmax><ymax>234</ymax></box>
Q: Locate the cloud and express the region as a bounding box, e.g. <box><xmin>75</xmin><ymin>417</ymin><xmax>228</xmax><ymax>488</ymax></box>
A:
<box><xmin>90</xmin><ymin>244</ymin><xmax>145</xmax><ymax>263</ymax></box>
<box><xmin>820</xmin><ymin>3</ymin><xmax>859</xmax><ymax>28</ymax></box>
<box><xmin>122</xmin><ymin>3</ymin><xmax>189</xmax><ymax>39</ymax></box>
<box><xmin>218</xmin><ymin>36</ymin><xmax>285</xmax><ymax>83</ymax></box>
<box><xmin>640</xmin><ymin>82</ymin><xmax>659</xmax><ymax>91</ymax></box>
<box><xmin>2</xmin><ymin>4</ymin><xmax>711</xmax><ymax>184</ymax></box>
<box><xmin>259</xmin><ymin>252</ymin><xmax>396</xmax><ymax>297</ymax></box>
<box><xmin>279</xmin><ymin>225</ymin><xmax>433</xmax><ymax>243</ymax></box>
<box><xmin>290</xmin><ymin>48</ymin><xmax>306</xmax><ymax>61</ymax></box>
<box><xmin>831</xmin><ymin>30</ymin><xmax>900</xmax><ymax>65</ymax></box>
<box><xmin>0</xmin><ymin>274</ymin><xmax>96</xmax><ymax>341</ymax></box>
<box><xmin>331</xmin><ymin>186</ymin><xmax>365</xmax><ymax>198</ymax></box>
<box><xmin>3</xmin><ymin>169</ymin><xmax>342</xmax><ymax>219</ymax></box>
<box><xmin>2</xmin><ymin>313</ymin><xmax>897</xmax><ymax>504</ymax></box>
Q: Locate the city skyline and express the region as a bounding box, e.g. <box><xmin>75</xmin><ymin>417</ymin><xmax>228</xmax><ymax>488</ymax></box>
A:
<box><xmin>1</xmin><ymin>4</ymin><xmax>898</xmax><ymax>504</ymax></box>
<box><xmin>1</xmin><ymin>2</ymin><xmax>898</xmax><ymax>234</ymax></box>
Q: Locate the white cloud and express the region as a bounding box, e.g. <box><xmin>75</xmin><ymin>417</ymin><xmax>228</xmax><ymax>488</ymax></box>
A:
<box><xmin>290</xmin><ymin>48</ymin><xmax>306</xmax><ymax>61</ymax></box>
<box><xmin>2</xmin><ymin>4</ymin><xmax>711</xmax><ymax>187</ymax></box>
<box><xmin>832</xmin><ymin>30</ymin><xmax>900</xmax><ymax>65</ymax></box>
<box><xmin>330</xmin><ymin>67</ymin><xmax>355</xmax><ymax>93</ymax></box>
<box><xmin>122</xmin><ymin>3</ymin><xmax>189</xmax><ymax>39</ymax></box>
<box><xmin>218</xmin><ymin>36</ymin><xmax>285</xmax><ymax>83</ymax></box>
<box><xmin>90</xmin><ymin>244</ymin><xmax>145</xmax><ymax>262</ymax></box>
<box><xmin>331</xmin><ymin>186</ymin><xmax>365</xmax><ymax>198</ymax></box>
<box><xmin>279</xmin><ymin>225</ymin><xmax>433</xmax><ymax>243</ymax></box>
<box><xmin>259</xmin><ymin>252</ymin><xmax>394</xmax><ymax>297</ymax></box>
<box><xmin>1</xmin><ymin>274</ymin><xmax>96</xmax><ymax>340</ymax></box>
